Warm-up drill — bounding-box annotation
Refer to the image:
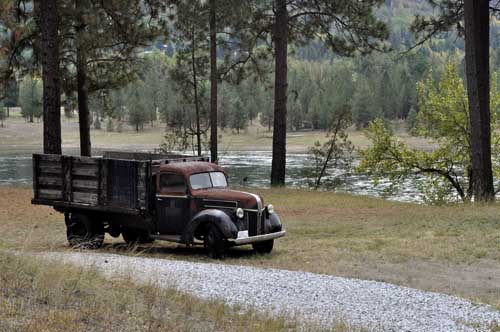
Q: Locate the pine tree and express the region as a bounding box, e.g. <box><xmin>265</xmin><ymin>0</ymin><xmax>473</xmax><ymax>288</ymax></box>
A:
<box><xmin>411</xmin><ymin>0</ymin><xmax>498</xmax><ymax>201</ymax></box>
<box><xmin>464</xmin><ymin>0</ymin><xmax>494</xmax><ymax>200</ymax></box>
<box><xmin>127</xmin><ymin>84</ymin><xmax>147</xmax><ymax>132</ymax></box>
<box><xmin>39</xmin><ymin>0</ymin><xmax>62</xmax><ymax>154</ymax></box>
<box><xmin>19</xmin><ymin>75</ymin><xmax>43</xmax><ymax>123</ymax></box>
<box><xmin>230</xmin><ymin>99</ymin><xmax>247</xmax><ymax>134</ymax></box>
<box><xmin>170</xmin><ymin>1</ymin><xmax>209</xmax><ymax>156</ymax></box>
<box><xmin>57</xmin><ymin>0</ymin><xmax>165</xmax><ymax>156</ymax></box>
<box><xmin>251</xmin><ymin>0</ymin><xmax>388</xmax><ymax>186</ymax></box>
<box><xmin>171</xmin><ymin>0</ymin><xmax>267</xmax><ymax>160</ymax></box>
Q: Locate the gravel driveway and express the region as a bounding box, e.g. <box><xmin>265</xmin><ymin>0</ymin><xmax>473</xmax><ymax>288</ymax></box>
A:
<box><xmin>38</xmin><ymin>251</ymin><xmax>500</xmax><ymax>332</ymax></box>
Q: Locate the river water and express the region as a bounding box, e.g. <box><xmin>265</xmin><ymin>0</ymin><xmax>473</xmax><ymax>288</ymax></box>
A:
<box><xmin>0</xmin><ymin>150</ymin><xmax>424</xmax><ymax>203</ymax></box>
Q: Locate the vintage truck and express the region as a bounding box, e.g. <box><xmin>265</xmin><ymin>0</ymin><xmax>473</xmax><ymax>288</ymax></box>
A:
<box><xmin>31</xmin><ymin>152</ymin><xmax>285</xmax><ymax>258</ymax></box>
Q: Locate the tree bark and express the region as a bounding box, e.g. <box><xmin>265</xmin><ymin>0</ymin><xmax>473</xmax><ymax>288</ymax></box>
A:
<box><xmin>75</xmin><ymin>0</ymin><xmax>91</xmax><ymax>157</ymax></box>
<box><xmin>464</xmin><ymin>0</ymin><xmax>494</xmax><ymax>201</ymax></box>
<box><xmin>40</xmin><ymin>0</ymin><xmax>62</xmax><ymax>155</ymax></box>
<box><xmin>271</xmin><ymin>0</ymin><xmax>288</xmax><ymax>186</ymax></box>
<box><xmin>191</xmin><ymin>29</ymin><xmax>202</xmax><ymax>157</ymax></box>
<box><xmin>209</xmin><ymin>0</ymin><xmax>218</xmax><ymax>163</ymax></box>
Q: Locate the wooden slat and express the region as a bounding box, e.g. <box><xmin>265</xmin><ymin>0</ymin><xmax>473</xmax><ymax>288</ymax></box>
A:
<box><xmin>38</xmin><ymin>164</ymin><xmax>62</xmax><ymax>173</ymax></box>
<box><xmin>33</xmin><ymin>154</ymin><xmax>39</xmax><ymax>199</ymax></box>
<box><xmin>72</xmin><ymin>179</ymin><xmax>98</xmax><ymax>190</ymax></box>
<box><xmin>97</xmin><ymin>159</ymin><xmax>102</xmax><ymax>205</ymax></box>
<box><xmin>71</xmin><ymin>156</ymin><xmax>98</xmax><ymax>165</ymax></box>
<box><xmin>73</xmin><ymin>192</ymin><xmax>98</xmax><ymax>205</ymax></box>
<box><xmin>72</xmin><ymin>165</ymin><xmax>99</xmax><ymax>177</ymax></box>
<box><xmin>38</xmin><ymin>154</ymin><xmax>62</xmax><ymax>162</ymax></box>
<box><xmin>38</xmin><ymin>176</ymin><xmax>63</xmax><ymax>187</ymax></box>
<box><xmin>62</xmin><ymin>156</ymin><xmax>73</xmax><ymax>202</ymax></box>
<box><xmin>100</xmin><ymin>159</ymin><xmax>108</xmax><ymax>205</ymax></box>
<box><xmin>38</xmin><ymin>189</ymin><xmax>63</xmax><ymax>200</ymax></box>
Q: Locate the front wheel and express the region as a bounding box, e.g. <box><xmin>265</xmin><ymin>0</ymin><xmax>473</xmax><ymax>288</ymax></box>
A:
<box><xmin>252</xmin><ymin>239</ymin><xmax>274</xmax><ymax>254</ymax></box>
<box><xmin>66</xmin><ymin>213</ymin><xmax>104</xmax><ymax>249</ymax></box>
<box><xmin>204</xmin><ymin>224</ymin><xmax>226</xmax><ymax>259</ymax></box>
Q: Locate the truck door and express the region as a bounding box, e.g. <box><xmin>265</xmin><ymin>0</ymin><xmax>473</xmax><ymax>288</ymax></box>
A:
<box><xmin>156</xmin><ymin>172</ymin><xmax>190</xmax><ymax>235</ymax></box>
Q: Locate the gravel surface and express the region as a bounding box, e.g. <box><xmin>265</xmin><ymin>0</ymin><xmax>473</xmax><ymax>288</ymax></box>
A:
<box><xmin>37</xmin><ymin>251</ymin><xmax>500</xmax><ymax>332</ymax></box>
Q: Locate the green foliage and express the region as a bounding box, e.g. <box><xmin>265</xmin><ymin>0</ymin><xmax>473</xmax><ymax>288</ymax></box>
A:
<box><xmin>218</xmin><ymin>84</ymin><xmax>232</xmax><ymax>131</ymax></box>
<box><xmin>127</xmin><ymin>83</ymin><xmax>148</xmax><ymax>132</ymax></box>
<box><xmin>352</xmin><ymin>79</ymin><xmax>380</xmax><ymax>129</ymax></box>
<box><xmin>308</xmin><ymin>109</ymin><xmax>354</xmax><ymax>188</ymax></box>
<box><xmin>230</xmin><ymin>99</ymin><xmax>247</xmax><ymax>134</ymax></box>
<box><xmin>406</xmin><ymin>107</ymin><xmax>418</xmax><ymax>131</ymax></box>
<box><xmin>19</xmin><ymin>75</ymin><xmax>42</xmax><ymax>122</ymax></box>
<box><xmin>358</xmin><ymin>60</ymin><xmax>500</xmax><ymax>203</ymax></box>
<box><xmin>160</xmin><ymin>130</ymin><xmax>191</xmax><ymax>153</ymax></box>
<box><xmin>142</xmin><ymin>53</ymin><xmax>165</xmax><ymax>124</ymax></box>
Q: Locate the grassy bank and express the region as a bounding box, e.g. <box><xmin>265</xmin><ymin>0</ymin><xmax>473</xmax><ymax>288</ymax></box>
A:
<box><xmin>1</xmin><ymin>251</ymin><xmax>345</xmax><ymax>332</ymax></box>
<box><xmin>1</xmin><ymin>187</ymin><xmax>499</xmax><ymax>310</ymax></box>
<box><xmin>0</xmin><ymin>116</ymin><xmax>434</xmax><ymax>154</ymax></box>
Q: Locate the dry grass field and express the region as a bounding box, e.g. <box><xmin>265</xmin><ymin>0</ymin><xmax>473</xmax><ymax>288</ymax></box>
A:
<box><xmin>1</xmin><ymin>252</ymin><xmax>339</xmax><ymax>332</ymax></box>
<box><xmin>1</xmin><ymin>187</ymin><xmax>499</xmax><ymax>312</ymax></box>
<box><xmin>0</xmin><ymin>116</ymin><xmax>497</xmax><ymax>330</ymax></box>
<box><xmin>0</xmin><ymin>116</ymin><xmax>435</xmax><ymax>155</ymax></box>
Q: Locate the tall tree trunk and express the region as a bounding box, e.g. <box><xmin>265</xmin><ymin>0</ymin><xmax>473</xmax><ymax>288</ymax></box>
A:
<box><xmin>29</xmin><ymin>81</ymin><xmax>35</xmax><ymax>123</ymax></box>
<box><xmin>464</xmin><ymin>0</ymin><xmax>494</xmax><ymax>201</ymax></box>
<box><xmin>271</xmin><ymin>0</ymin><xmax>288</xmax><ymax>186</ymax></box>
<box><xmin>40</xmin><ymin>0</ymin><xmax>62</xmax><ymax>155</ymax></box>
<box><xmin>209</xmin><ymin>0</ymin><xmax>218</xmax><ymax>162</ymax></box>
<box><xmin>191</xmin><ymin>30</ymin><xmax>202</xmax><ymax>157</ymax></box>
<box><xmin>75</xmin><ymin>0</ymin><xmax>91</xmax><ymax>157</ymax></box>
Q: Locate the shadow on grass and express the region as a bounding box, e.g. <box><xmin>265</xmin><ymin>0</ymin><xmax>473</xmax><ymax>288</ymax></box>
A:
<box><xmin>99</xmin><ymin>241</ymin><xmax>261</xmax><ymax>260</ymax></box>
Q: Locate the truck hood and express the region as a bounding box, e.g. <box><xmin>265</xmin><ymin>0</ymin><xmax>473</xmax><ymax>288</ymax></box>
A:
<box><xmin>192</xmin><ymin>189</ymin><xmax>263</xmax><ymax>209</ymax></box>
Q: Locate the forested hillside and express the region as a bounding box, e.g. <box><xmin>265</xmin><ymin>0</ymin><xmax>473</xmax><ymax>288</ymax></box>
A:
<box><xmin>3</xmin><ymin>0</ymin><xmax>500</xmax><ymax>151</ymax></box>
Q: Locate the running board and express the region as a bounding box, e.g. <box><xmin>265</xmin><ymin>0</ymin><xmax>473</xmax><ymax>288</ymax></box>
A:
<box><xmin>151</xmin><ymin>234</ymin><xmax>203</xmax><ymax>245</ymax></box>
<box><xmin>150</xmin><ymin>234</ymin><xmax>182</xmax><ymax>243</ymax></box>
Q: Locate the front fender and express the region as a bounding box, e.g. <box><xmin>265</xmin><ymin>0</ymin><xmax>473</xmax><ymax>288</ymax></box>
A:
<box><xmin>182</xmin><ymin>209</ymin><xmax>238</xmax><ymax>244</ymax></box>
<box><xmin>265</xmin><ymin>212</ymin><xmax>282</xmax><ymax>233</ymax></box>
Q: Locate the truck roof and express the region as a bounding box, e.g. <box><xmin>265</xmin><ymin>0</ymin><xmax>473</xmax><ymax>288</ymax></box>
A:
<box><xmin>157</xmin><ymin>161</ymin><xmax>225</xmax><ymax>176</ymax></box>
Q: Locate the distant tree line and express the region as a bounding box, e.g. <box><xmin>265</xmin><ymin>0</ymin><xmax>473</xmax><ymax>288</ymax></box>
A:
<box><xmin>91</xmin><ymin>48</ymin><xmax>463</xmax><ymax>138</ymax></box>
<box><xmin>1</xmin><ymin>0</ymin><xmax>499</xmax><ymax>198</ymax></box>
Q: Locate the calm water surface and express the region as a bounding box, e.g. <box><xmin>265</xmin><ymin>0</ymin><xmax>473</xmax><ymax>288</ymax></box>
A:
<box><xmin>0</xmin><ymin>150</ymin><xmax>424</xmax><ymax>203</ymax></box>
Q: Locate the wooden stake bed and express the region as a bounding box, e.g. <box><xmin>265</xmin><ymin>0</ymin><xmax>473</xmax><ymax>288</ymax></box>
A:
<box><xmin>32</xmin><ymin>153</ymin><xmax>151</xmax><ymax>215</ymax></box>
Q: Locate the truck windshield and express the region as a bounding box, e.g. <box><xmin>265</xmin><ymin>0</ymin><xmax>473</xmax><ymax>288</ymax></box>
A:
<box><xmin>190</xmin><ymin>172</ymin><xmax>228</xmax><ymax>190</ymax></box>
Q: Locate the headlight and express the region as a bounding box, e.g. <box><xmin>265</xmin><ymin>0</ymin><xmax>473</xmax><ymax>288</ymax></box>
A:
<box><xmin>267</xmin><ymin>204</ymin><xmax>274</xmax><ymax>215</ymax></box>
<box><xmin>236</xmin><ymin>208</ymin><xmax>244</xmax><ymax>219</ymax></box>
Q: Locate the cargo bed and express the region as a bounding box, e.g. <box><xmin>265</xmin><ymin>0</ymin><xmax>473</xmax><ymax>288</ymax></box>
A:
<box><xmin>32</xmin><ymin>154</ymin><xmax>152</xmax><ymax>215</ymax></box>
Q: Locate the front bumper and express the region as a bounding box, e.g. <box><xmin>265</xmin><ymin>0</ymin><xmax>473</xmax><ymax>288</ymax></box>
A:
<box><xmin>228</xmin><ymin>230</ymin><xmax>286</xmax><ymax>245</ymax></box>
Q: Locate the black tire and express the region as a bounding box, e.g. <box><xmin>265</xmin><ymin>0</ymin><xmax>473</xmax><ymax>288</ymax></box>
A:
<box><xmin>122</xmin><ymin>229</ymin><xmax>154</xmax><ymax>245</ymax></box>
<box><xmin>204</xmin><ymin>224</ymin><xmax>226</xmax><ymax>259</ymax></box>
<box><xmin>252</xmin><ymin>239</ymin><xmax>274</xmax><ymax>254</ymax></box>
<box><xmin>66</xmin><ymin>213</ymin><xmax>104</xmax><ymax>249</ymax></box>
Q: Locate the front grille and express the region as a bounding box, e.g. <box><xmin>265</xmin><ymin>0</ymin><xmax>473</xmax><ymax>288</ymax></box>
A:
<box><xmin>247</xmin><ymin>210</ymin><xmax>264</xmax><ymax>236</ymax></box>
<box><xmin>248</xmin><ymin>211</ymin><xmax>257</xmax><ymax>236</ymax></box>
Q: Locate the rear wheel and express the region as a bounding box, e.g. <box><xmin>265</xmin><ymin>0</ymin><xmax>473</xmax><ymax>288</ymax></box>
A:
<box><xmin>252</xmin><ymin>239</ymin><xmax>274</xmax><ymax>254</ymax></box>
<box><xmin>66</xmin><ymin>213</ymin><xmax>104</xmax><ymax>249</ymax></box>
<box><xmin>122</xmin><ymin>229</ymin><xmax>154</xmax><ymax>245</ymax></box>
<box><xmin>204</xmin><ymin>224</ymin><xmax>226</xmax><ymax>259</ymax></box>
